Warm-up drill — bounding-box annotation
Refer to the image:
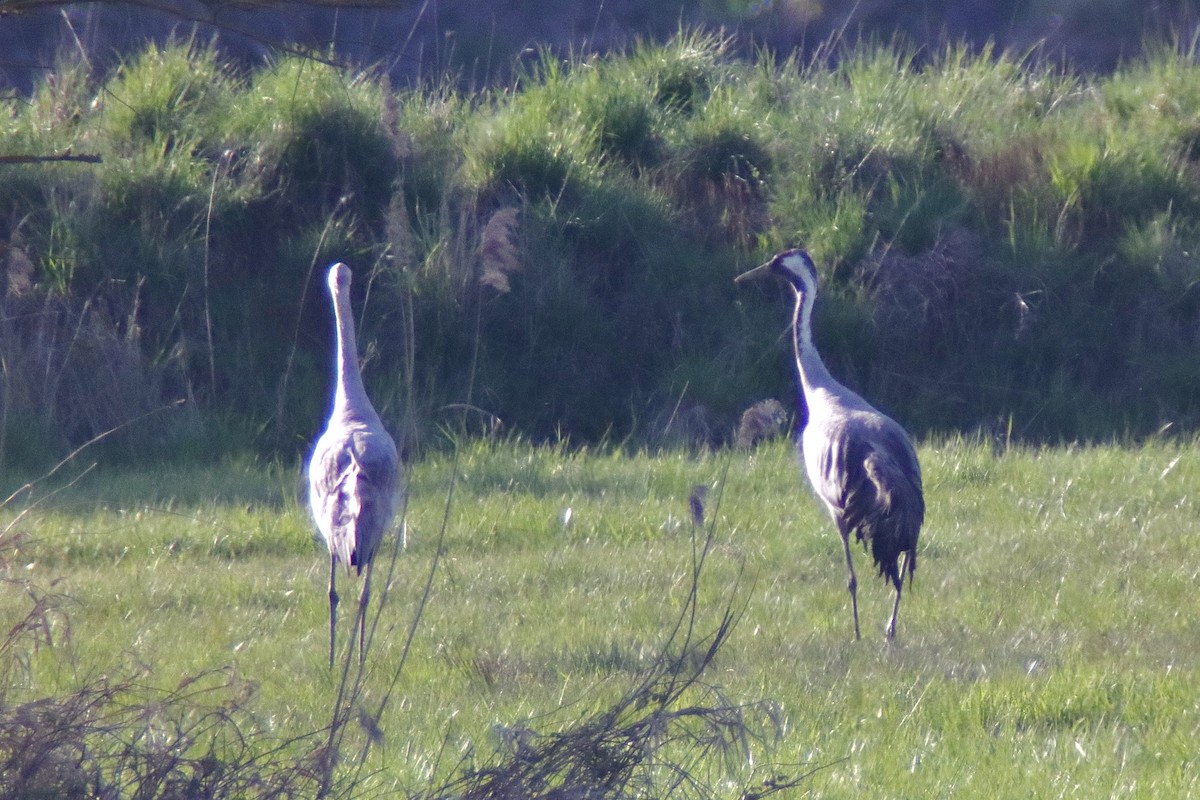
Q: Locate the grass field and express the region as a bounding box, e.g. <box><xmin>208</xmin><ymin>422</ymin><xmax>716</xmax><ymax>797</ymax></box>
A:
<box><xmin>3</xmin><ymin>436</ymin><xmax>1200</xmax><ymax>797</ymax></box>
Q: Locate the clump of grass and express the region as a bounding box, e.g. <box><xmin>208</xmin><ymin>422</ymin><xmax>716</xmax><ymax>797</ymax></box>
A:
<box><xmin>427</xmin><ymin>627</ymin><xmax>793</xmax><ymax>800</ymax></box>
<box><xmin>390</xmin><ymin>80</ymin><xmax>470</xmax><ymax>216</ymax></box>
<box><xmin>465</xmin><ymin>93</ymin><xmax>594</xmax><ymax>202</ymax></box>
<box><xmin>231</xmin><ymin>54</ymin><xmax>399</xmax><ymax>219</ymax></box>
<box><xmin>573</xmin><ymin>70</ymin><xmax>661</xmax><ymax>167</ymax></box>
<box><xmin>78</xmin><ymin>38</ymin><xmax>238</xmax><ymax>294</ymax></box>
<box><xmin>99</xmin><ymin>37</ymin><xmax>237</xmax><ymax>150</ymax></box>
<box><xmin>637</xmin><ymin>30</ymin><xmax>727</xmax><ymax>115</ymax></box>
<box><xmin>670</xmin><ymin>87</ymin><xmax>772</xmax><ymax>248</ymax></box>
<box><xmin>422</xmin><ymin>491</ymin><xmax>806</xmax><ymax>800</ymax></box>
<box><xmin>0</xmin><ymin>667</ymin><xmax>323</xmax><ymax>799</ymax></box>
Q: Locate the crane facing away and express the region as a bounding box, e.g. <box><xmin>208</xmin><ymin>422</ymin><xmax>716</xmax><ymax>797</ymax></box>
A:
<box><xmin>737</xmin><ymin>248</ymin><xmax>924</xmax><ymax>640</ymax></box>
<box><xmin>308</xmin><ymin>262</ymin><xmax>401</xmax><ymax>667</ymax></box>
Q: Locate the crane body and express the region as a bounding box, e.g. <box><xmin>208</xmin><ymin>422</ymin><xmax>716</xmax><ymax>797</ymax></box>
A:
<box><xmin>738</xmin><ymin>248</ymin><xmax>923</xmax><ymax>640</ymax></box>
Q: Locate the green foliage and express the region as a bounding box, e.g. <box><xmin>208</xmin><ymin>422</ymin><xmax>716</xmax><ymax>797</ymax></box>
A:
<box><xmin>392</xmin><ymin>82</ymin><xmax>470</xmax><ymax>215</ymax></box>
<box><xmin>636</xmin><ymin>31</ymin><xmax>726</xmax><ymax>115</ymax></box>
<box><xmin>231</xmin><ymin>54</ymin><xmax>399</xmax><ymax>217</ymax></box>
<box><xmin>574</xmin><ymin>72</ymin><xmax>660</xmax><ymax>166</ymax></box>
<box><xmin>100</xmin><ymin>38</ymin><xmax>237</xmax><ymax>148</ymax></box>
<box><xmin>5</xmin><ymin>33</ymin><xmax>1200</xmax><ymax>460</ymax></box>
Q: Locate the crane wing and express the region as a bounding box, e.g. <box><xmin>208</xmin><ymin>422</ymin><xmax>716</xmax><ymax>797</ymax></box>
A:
<box><xmin>805</xmin><ymin>412</ymin><xmax>923</xmax><ymax>563</ymax></box>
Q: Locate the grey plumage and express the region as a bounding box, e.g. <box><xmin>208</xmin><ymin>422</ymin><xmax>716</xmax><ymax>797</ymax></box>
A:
<box><xmin>308</xmin><ymin>262</ymin><xmax>401</xmax><ymax>667</ymax></box>
<box><xmin>737</xmin><ymin>248</ymin><xmax>924</xmax><ymax>640</ymax></box>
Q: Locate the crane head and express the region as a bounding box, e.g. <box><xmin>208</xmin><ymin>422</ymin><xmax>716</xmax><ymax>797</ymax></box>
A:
<box><xmin>734</xmin><ymin>248</ymin><xmax>818</xmax><ymax>297</ymax></box>
<box><xmin>328</xmin><ymin>262</ymin><xmax>353</xmax><ymax>297</ymax></box>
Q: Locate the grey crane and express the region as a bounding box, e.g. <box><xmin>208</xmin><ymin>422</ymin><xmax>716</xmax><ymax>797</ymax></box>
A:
<box><xmin>737</xmin><ymin>248</ymin><xmax>924</xmax><ymax>640</ymax></box>
<box><xmin>308</xmin><ymin>262</ymin><xmax>400</xmax><ymax>667</ymax></box>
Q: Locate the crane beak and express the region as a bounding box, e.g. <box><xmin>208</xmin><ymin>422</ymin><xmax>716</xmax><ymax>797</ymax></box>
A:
<box><xmin>734</xmin><ymin>260</ymin><xmax>773</xmax><ymax>283</ymax></box>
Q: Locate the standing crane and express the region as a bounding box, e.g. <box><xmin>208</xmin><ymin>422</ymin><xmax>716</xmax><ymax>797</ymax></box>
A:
<box><xmin>308</xmin><ymin>262</ymin><xmax>400</xmax><ymax>667</ymax></box>
<box><xmin>737</xmin><ymin>248</ymin><xmax>924</xmax><ymax>640</ymax></box>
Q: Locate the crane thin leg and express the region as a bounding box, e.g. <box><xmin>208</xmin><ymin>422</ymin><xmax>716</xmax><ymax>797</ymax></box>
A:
<box><xmin>886</xmin><ymin>552</ymin><xmax>907</xmax><ymax>640</ymax></box>
<box><xmin>888</xmin><ymin>554</ymin><xmax>912</xmax><ymax>642</ymax></box>
<box><xmin>356</xmin><ymin>563</ymin><xmax>373</xmax><ymax>665</ymax></box>
<box><xmin>839</xmin><ymin>527</ymin><xmax>861</xmax><ymax>640</ymax></box>
<box><xmin>328</xmin><ymin>555</ymin><xmax>340</xmax><ymax>669</ymax></box>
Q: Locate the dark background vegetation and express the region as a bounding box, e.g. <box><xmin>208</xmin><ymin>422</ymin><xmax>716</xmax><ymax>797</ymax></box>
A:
<box><xmin>2</xmin><ymin>0</ymin><xmax>1197</xmax><ymax>89</ymax></box>
<box><xmin>2</xmin><ymin>0</ymin><xmax>1200</xmax><ymax>467</ymax></box>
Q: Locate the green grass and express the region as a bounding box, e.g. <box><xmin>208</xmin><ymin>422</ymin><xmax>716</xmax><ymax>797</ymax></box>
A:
<box><xmin>4</xmin><ymin>438</ymin><xmax>1200</xmax><ymax>796</ymax></box>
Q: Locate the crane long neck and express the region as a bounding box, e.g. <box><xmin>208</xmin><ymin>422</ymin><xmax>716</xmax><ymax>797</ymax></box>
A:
<box><xmin>332</xmin><ymin>287</ymin><xmax>370</xmax><ymax>419</ymax></box>
<box><xmin>791</xmin><ymin>286</ymin><xmax>838</xmax><ymax>396</ymax></box>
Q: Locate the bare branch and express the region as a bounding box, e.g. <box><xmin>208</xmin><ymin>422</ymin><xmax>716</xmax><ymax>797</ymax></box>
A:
<box><xmin>0</xmin><ymin>0</ymin><xmax>420</xmax><ymax>17</ymax></box>
<box><xmin>0</xmin><ymin>153</ymin><xmax>101</xmax><ymax>164</ymax></box>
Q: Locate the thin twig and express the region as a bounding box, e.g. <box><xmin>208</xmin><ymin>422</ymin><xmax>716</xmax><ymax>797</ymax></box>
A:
<box><xmin>0</xmin><ymin>153</ymin><xmax>101</xmax><ymax>164</ymax></box>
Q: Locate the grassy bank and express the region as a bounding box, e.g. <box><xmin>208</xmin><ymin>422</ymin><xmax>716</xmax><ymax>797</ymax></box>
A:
<box><xmin>3</xmin><ymin>438</ymin><xmax>1198</xmax><ymax>796</ymax></box>
<box><xmin>3</xmin><ymin>33</ymin><xmax>1200</xmax><ymax>464</ymax></box>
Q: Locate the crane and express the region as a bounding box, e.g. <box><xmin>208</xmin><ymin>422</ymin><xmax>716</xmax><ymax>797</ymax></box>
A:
<box><xmin>737</xmin><ymin>248</ymin><xmax>924</xmax><ymax>640</ymax></box>
<box><xmin>308</xmin><ymin>262</ymin><xmax>400</xmax><ymax>667</ymax></box>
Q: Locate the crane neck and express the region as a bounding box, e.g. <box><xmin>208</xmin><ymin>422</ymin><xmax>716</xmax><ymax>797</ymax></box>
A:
<box><xmin>790</xmin><ymin>286</ymin><xmax>839</xmax><ymax>397</ymax></box>
<box><xmin>331</xmin><ymin>285</ymin><xmax>372</xmax><ymax>421</ymax></box>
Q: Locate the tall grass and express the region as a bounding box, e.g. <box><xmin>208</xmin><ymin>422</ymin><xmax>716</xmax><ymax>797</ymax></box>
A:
<box><xmin>4</xmin><ymin>32</ymin><xmax>1200</xmax><ymax>463</ymax></box>
<box><xmin>3</xmin><ymin>438</ymin><xmax>1200</xmax><ymax>796</ymax></box>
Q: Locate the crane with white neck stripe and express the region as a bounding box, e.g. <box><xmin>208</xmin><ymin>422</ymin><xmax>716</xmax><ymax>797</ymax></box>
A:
<box><xmin>737</xmin><ymin>248</ymin><xmax>924</xmax><ymax>640</ymax></box>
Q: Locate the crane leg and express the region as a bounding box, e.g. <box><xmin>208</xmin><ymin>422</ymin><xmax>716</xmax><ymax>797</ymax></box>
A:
<box><xmin>839</xmin><ymin>528</ymin><xmax>861</xmax><ymax>640</ymax></box>
<box><xmin>356</xmin><ymin>563</ymin><xmax>372</xmax><ymax>665</ymax></box>
<box><xmin>328</xmin><ymin>555</ymin><xmax>339</xmax><ymax>669</ymax></box>
<box><xmin>888</xmin><ymin>554</ymin><xmax>912</xmax><ymax>642</ymax></box>
<box><xmin>886</xmin><ymin>552</ymin><xmax>907</xmax><ymax>640</ymax></box>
